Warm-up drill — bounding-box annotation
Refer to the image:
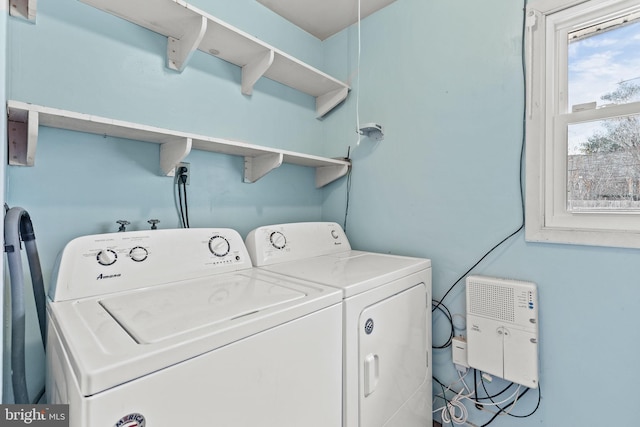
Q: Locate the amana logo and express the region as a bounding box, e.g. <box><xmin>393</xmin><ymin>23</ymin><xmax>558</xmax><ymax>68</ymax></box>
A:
<box><xmin>114</xmin><ymin>413</ymin><xmax>145</xmax><ymax>427</ymax></box>
<box><xmin>96</xmin><ymin>273</ymin><xmax>122</xmax><ymax>280</ymax></box>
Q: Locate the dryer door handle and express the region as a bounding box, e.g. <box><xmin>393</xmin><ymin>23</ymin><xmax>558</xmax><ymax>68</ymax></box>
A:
<box><xmin>364</xmin><ymin>353</ymin><xmax>379</xmax><ymax>397</ymax></box>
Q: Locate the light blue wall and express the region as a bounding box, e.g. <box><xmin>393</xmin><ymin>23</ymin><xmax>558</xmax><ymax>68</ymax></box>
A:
<box><xmin>6</xmin><ymin>0</ymin><xmax>640</xmax><ymax>424</ymax></box>
<box><xmin>322</xmin><ymin>0</ymin><xmax>640</xmax><ymax>425</ymax></box>
<box><xmin>3</xmin><ymin>0</ymin><xmax>330</xmax><ymax>401</ymax></box>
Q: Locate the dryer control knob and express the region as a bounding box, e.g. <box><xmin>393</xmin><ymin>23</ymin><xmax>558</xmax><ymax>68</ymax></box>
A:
<box><xmin>129</xmin><ymin>246</ymin><xmax>148</xmax><ymax>262</ymax></box>
<box><xmin>270</xmin><ymin>231</ymin><xmax>286</xmax><ymax>249</ymax></box>
<box><xmin>97</xmin><ymin>249</ymin><xmax>117</xmax><ymax>266</ymax></box>
<box><xmin>209</xmin><ymin>236</ymin><xmax>230</xmax><ymax>257</ymax></box>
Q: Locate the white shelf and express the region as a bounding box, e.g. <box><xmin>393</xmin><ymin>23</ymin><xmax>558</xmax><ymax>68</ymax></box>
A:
<box><xmin>6</xmin><ymin>100</ymin><xmax>350</xmax><ymax>188</ymax></box>
<box><xmin>77</xmin><ymin>0</ymin><xmax>350</xmax><ymax>118</ymax></box>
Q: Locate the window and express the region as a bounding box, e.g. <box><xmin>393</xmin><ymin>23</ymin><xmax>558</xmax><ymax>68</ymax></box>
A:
<box><xmin>526</xmin><ymin>0</ymin><xmax>640</xmax><ymax>248</ymax></box>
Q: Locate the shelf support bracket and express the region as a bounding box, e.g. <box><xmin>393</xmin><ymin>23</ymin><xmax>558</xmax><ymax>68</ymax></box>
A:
<box><xmin>316</xmin><ymin>87</ymin><xmax>349</xmax><ymax>118</ymax></box>
<box><xmin>167</xmin><ymin>15</ymin><xmax>208</xmax><ymax>72</ymax></box>
<box><xmin>9</xmin><ymin>0</ymin><xmax>36</xmax><ymax>22</ymax></box>
<box><xmin>8</xmin><ymin>108</ymin><xmax>38</xmax><ymax>166</ymax></box>
<box><xmin>244</xmin><ymin>152</ymin><xmax>283</xmax><ymax>183</ymax></box>
<box><xmin>241</xmin><ymin>50</ymin><xmax>275</xmax><ymax>96</ymax></box>
<box><xmin>160</xmin><ymin>137</ymin><xmax>192</xmax><ymax>176</ymax></box>
<box><xmin>316</xmin><ymin>162</ymin><xmax>350</xmax><ymax>188</ymax></box>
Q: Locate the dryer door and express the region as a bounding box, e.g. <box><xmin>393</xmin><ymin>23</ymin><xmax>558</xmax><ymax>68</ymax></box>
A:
<box><xmin>358</xmin><ymin>283</ymin><xmax>428</xmax><ymax>427</ymax></box>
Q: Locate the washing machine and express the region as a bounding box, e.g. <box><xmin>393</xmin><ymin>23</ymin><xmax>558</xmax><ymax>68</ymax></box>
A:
<box><xmin>46</xmin><ymin>228</ymin><xmax>343</xmax><ymax>427</ymax></box>
<box><xmin>245</xmin><ymin>222</ymin><xmax>432</xmax><ymax>427</ymax></box>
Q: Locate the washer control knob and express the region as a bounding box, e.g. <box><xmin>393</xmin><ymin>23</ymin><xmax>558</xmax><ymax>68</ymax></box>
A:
<box><xmin>129</xmin><ymin>246</ymin><xmax>148</xmax><ymax>262</ymax></box>
<box><xmin>331</xmin><ymin>229</ymin><xmax>340</xmax><ymax>239</ymax></box>
<box><xmin>270</xmin><ymin>231</ymin><xmax>286</xmax><ymax>249</ymax></box>
<box><xmin>97</xmin><ymin>249</ymin><xmax>117</xmax><ymax>266</ymax></box>
<box><xmin>209</xmin><ymin>236</ymin><xmax>230</xmax><ymax>257</ymax></box>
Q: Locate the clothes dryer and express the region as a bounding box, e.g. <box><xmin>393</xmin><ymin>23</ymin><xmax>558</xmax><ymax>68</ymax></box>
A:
<box><xmin>46</xmin><ymin>228</ymin><xmax>342</xmax><ymax>427</ymax></box>
<box><xmin>245</xmin><ymin>222</ymin><xmax>432</xmax><ymax>427</ymax></box>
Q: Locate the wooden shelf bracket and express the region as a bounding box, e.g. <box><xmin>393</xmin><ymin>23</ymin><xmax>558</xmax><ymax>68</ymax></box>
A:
<box><xmin>316</xmin><ymin>87</ymin><xmax>349</xmax><ymax>119</ymax></box>
<box><xmin>167</xmin><ymin>15</ymin><xmax>208</xmax><ymax>72</ymax></box>
<box><xmin>244</xmin><ymin>152</ymin><xmax>284</xmax><ymax>183</ymax></box>
<box><xmin>8</xmin><ymin>107</ymin><xmax>39</xmax><ymax>166</ymax></box>
<box><xmin>160</xmin><ymin>137</ymin><xmax>192</xmax><ymax>176</ymax></box>
<box><xmin>316</xmin><ymin>163</ymin><xmax>350</xmax><ymax>188</ymax></box>
<box><xmin>242</xmin><ymin>50</ymin><xmax>275</xmax><ymax>96</ymax></box>
<box><xmin>9</xmin><ymin>0</ymin><xmax>36</xmax><ymax>22</ymax></box>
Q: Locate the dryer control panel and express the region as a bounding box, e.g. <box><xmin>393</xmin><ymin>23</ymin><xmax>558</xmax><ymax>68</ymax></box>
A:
<box><xmin>245</xmin><ymin>222</ymin><xmax>351</xmax><ymax>266</ymax></box>
<box><xmin>50</xmin><ymin>228</ymin><xmax>251</xmax><ymax>302</ymax></box>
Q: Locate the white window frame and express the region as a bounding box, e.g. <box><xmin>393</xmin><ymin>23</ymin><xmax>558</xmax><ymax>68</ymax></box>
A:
<box><xmin>526</xmin><ymin>0</ymin><xmax>640</xmax><ymax>248</ymax></box>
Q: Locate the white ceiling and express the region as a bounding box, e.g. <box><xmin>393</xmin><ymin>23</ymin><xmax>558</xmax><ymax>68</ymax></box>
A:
<box><xmin>256</xmin><ymin>0</ymin><xmax>398</xmax><ymax>40</ymax></box>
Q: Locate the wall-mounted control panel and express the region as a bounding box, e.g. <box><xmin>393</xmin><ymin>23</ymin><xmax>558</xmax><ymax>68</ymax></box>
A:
<box><xmin>466</xmin><ymin>275</ymin><xmax>539</xmax><ymax>388</ymax></box>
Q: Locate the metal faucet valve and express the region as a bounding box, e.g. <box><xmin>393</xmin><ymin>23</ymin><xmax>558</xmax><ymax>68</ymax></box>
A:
<box><xmin>116</xmin><ymin>220</ymin><xmax>130</xmax><ymax>232</ymax></box>
<box><xmin>148</xmin><ymin>219</ymin><xmax>160</xmax><ymax>230</ymax></box>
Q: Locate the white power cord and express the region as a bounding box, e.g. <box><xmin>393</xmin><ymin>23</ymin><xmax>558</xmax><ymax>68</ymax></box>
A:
<box><xmin>433</xmin><ymin>370</ymin><xmax>473</xmax><ymax>425</ymax></box>
<box><xmin>355</xmin><ymin>0</ymin><xmax>362</xmax><ymax>145</ymax></box>
<box><xmin>439</xmin><ymin>387</ymin><xmax>472</xmax><ymax>425</ymax></box>
<box><xmin>475</xmin><ymin>384</ymin><xmax>523</xmax><ymax>409</ymax></box>
<box><xmin>473</xmin><ymin>384</ymin><xmax>523</xmax><ymax>417</ymax></box>
<box><xmin>357</xmin><ymin>0</ymin><xmax>361</xmax><ymax>125</ymax></box>
<box><xmin>434</xmin><ymin>370</ymin><xmax>525</xmax><ymax>425</ymax></box>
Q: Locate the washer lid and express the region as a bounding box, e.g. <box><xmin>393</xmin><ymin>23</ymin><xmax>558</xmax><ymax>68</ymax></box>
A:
<box><xmin>48</xmin><ymin>269</ymin><xmax>341</xmax><ymax>396</ymax></box>
<box><xmin>100</xmin><ymin>274</ymin><xmax>305</xmax><ymax>344</ymax></box>
<box><xmin>261</xmin><ymin>250</ymin><xmax>431</xmax><ymax>298</ymax></box>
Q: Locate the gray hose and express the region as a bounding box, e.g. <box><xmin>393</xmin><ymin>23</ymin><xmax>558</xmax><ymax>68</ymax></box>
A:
<box><xmin>4</xmin><ymin>207</ymin><xmax>47</xmax><ymax>404</ymax></box>
<box><xmin>24</xmin><ymin>239</ymin><xmax>46</xmax><ymax>346</ymax></box>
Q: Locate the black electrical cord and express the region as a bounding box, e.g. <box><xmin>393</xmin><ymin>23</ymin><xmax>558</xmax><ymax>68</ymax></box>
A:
<box><xmin>473</xmin><ymin>369</ymin><xmax>516</xmax><ymax>402</ymax></box>
<box><xmin>174</xmin><ymin>166</ymin><xmax>190</xmax><ymax>228</ymax></box>
<box><xmin>434</xmin><ymin>371</ymin><xmax>538</xmax><ymax>427</ymax></box>
<box><xmin>432</xmin><ymin>376</ymin><xmax>457</xmax><ymax>427</ymax></box>
<box><xmin>433</xmin><ymin>375</ymin><xmax>448</xmax><ymax>394</ymax></box>
<box><xmin>432</xmin><ymin>0</ymin><xmax>528</xmax><ymax>315</ymax></box>
<box><xmin>473</xmin><ymin>371</ymin><xmax>480</xmax><ymax>405</ymax></box>
<box><xmin>432</xmin><ymin>299</ymin><xmax>454</xmax><ymax>349</ymax></box>
<box><xmin>480</xmin><ymin>375</ymin><xmax>541</xmax><ymax>419</ymax></box>
<box><xmin>508</xmin><ymin>384</ymin><xmax>541</xmax><ymax>419</ymax></box>
<box><xmin>432</xmin><ymin>221</ymin><xmax>524</xmax><ymax>314</ymax></box>
<box><xmin>343</xmin><ymin>147</ymin><xmax>352</xmax><ymax>232</ymax></box>
<box><xmin>176</xmin><ymin>176</ymin><xmax>187</xmax><ymax>228</ymax></box>
<box><xmin>478</xmin><ymin>387</ymin><xmax>530</xmax><ymax>427</ymax></box>
<box><xmin>430</xmin><ymin>12</ymin><xmax>534</xmax><ymax>427</ymax></box>
<box><xmin>474</xmin><ymin>6</ymin><xmax>536</xmax><ymax>423</ymax></box>
<box><xmin>181</xmin><ymin>176</ymin><xmax>190</xmax><ymax>228</ymax></box>
<box><xmin>472</xmin><ymin>368</ymin><xmax>541</xmax><ymax>426</ymax></box>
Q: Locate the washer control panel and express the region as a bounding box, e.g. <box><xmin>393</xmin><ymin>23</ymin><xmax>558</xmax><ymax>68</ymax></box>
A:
<box><xmin>50</xmin><ymin>228</ymin><xmax>251</xmax><ymax>302</ymax></box>
<box><xmin>245</xmin><ymin>222</ymin><xmax>351</xmax><ymax>266</ymax></box>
